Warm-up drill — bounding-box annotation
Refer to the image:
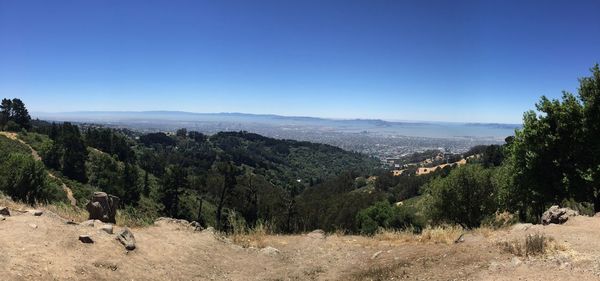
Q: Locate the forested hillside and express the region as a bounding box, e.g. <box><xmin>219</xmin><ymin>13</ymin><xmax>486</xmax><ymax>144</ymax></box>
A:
<box><xmin>0</xmin><ymin>103</ymin><xmax>380</xmax><ymax>232</ymax></box>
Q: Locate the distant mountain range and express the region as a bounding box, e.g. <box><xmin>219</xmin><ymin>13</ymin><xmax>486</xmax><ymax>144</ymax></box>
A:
<box><xmin>32</xmin><ymin>111</ymin><xmax>521</xmax><ymax>140</ymax></box>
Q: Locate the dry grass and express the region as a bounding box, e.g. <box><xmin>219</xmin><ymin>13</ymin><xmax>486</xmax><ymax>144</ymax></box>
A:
<box><xmin>472</xmin><ymin>226</ymin><xmax>496</xmax><ymax>238</ymax></box>
<box><xmin>0</xmin><ymin>194</ymin><xmax>87</xmax><ymax>222</ymax></box>
<box><xmin>230</xmin><ymin>222</ymin><xmax>272</xmax><ymax>248</ymax></box>
<box><xmin>42</xmin><ymin>203</ymin><xmax>87</xmax><ymax>222</ymax></box>
<box><xmin>0</xmin><ymin>194</ymin><xmax>28</xmax><ymax>211</ymax></box>
<box><xmin>228</xmin><ymin>211</ymin><xmax>274</xmax><ymax>249</ymax></box>
<box><xmin>373</xmin><ymin>225</ymin><xmax>464</xmax><ymax>245</ymax></box>
<box><xmin>499</xmin><ymin>233</ymin><xmax>568</xmax><ymax>257</ymax></box>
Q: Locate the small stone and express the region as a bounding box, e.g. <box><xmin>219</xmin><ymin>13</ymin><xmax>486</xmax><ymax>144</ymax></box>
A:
<box><xmin>511</xmin><ymin>223</ymin><xmax>533</xmax><ymax>231</ymax></box>
<box><xmin>511</xmin><ymin>257</ymin><xmax>522</xmax><ymax>266</ymax></box>
<box><xmin>29</xmin><ymin>224</ymin><xmax>38</xmax><ymax>229</ymax></box>
<box><xmin>66</xmin><ymin>220</ymin><xmax>78</xmax><ymax>225</ymax></box>
<box><xmin>80</xmin><ymin>220</ymin><xmax>95</xmax><ymax>227</ymax></box>
<box><xmin>32</xmin><ymin>210</ymin><xmax>43</xmax><ymax>216</ymax></box>
<box><xmin>307</xmin><ymin>229</ymin><xmax>326</xmax><ymax>239</ymax></box>
<box><xmin>117</xmin><ymin>228</ymin><xmax>136</xmax><ymax>250</ymax></box>
<box><xmin>79</xmin><ymin>235</ymin><xmax>94</xmax><ymax>243</ymax></box>
<box><xmin>0</xmin><ymin>215</ymin><xmax>5</xmax><ymax>221</ymax></box>
<box><xmin>100</xmin><ymin>224</ymin><xmax>113</xmax><ymax>234</ymax></box>
<box><xmin>190</xmin><ymin>221</ymin><xmax>203</xmax><ymax>231</ymax></box>
<box><xmin>0</xmin><ymin>206</ymin><xmax>9</xmax><ymax>216</ymax></box>
<box><xmin>260</xmin><ymin>246</ymin><xmax>280</xmax><ymax>256</ymax></box>
<box><xmin>371</xmin><ymin>250</ymin><xmax>383</xmax><ymax>259</ymax></box>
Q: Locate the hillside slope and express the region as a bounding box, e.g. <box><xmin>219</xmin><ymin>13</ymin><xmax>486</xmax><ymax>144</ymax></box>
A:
<box><xmin>2</xmin><ymin>200</ymin><xmax>600</xmax><ymax>280</ymax></box>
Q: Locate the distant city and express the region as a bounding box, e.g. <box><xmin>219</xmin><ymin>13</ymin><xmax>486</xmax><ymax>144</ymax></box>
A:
<box><xmin>34</xmin><ymin>111</ymin><xmax>519</xmax><ymax>161</ymax></box>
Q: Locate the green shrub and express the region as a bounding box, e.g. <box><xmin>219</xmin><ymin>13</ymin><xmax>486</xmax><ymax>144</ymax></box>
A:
<box><xmin>0</xmin><ymin>153</ymin><xmax>63</xmax><ymax>204</ymax></box>
<box><xmin>423</xmin><ymin>165</ymin><xmax>497</xmax><ymax>228</ymax></box>
<box><xmin>356</xmin><ymin>201</ymin><xmax>422</xmax><ymax>235</ymax></box>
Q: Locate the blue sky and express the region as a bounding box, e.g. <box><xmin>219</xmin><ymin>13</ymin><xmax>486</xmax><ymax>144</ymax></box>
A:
<box><xmin>1</xmin><ymin>0</ymin><xmax>599</xmax><ymax>123</ymax></box>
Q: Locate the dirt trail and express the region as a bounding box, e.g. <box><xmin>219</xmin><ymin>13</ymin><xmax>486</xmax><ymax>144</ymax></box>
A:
<box><xmin>1</xmin><ymin>201</ymin><xmax>600</xmax><ymax>281</ymax></box>
<box><xmin>0</xmin><ymin>132</ymin><xmax>77</xmax><ymax>206</ymax></box>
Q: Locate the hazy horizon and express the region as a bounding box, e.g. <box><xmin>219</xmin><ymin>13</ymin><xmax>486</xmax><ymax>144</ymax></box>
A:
<box><xmin>31</xmin><ymin>109</ymin><xmax>522</xmax><ymax>125</ymax></box>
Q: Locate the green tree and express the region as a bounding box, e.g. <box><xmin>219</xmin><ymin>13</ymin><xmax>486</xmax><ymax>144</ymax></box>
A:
<box><xmin>424</xmin><ymin>165</ymin><xmax>497</xmax><ymax>228</ymax></box>
<box><xmin>160</xmin><ymin>165</ymin><xmax>188</xmax><ymax>218</ymax></box>
<box><xmin>122</xmin><ymin>163</ymin><xmax>141</xmax><ymax>205</ymax></box>
<box><xmin>579</xmin><ymin>64</ymin><xmax>600</xmax><ymax>211</ymax></box>
<box><xmin>209</xmin><ymin>162</ymin><xmax>238</xmax><ymax>230</ymax></box>
<box><xmin>11</xmin><ymin>98</ymin><xmax>31</xmax><ymax>130</ymax></box>
<box><xmin>0</xmin><ymin>98</ymin><xmax>12</xmax><ymax>128</ymax></box>
<box><xmin>0</xmin><ymin>153</ymin><xmax>49</xmax><ymax>205</ymax></box>
<box><xmin>506</xmin><ymin>65</ymin><xmax>600</xmax><ymax>219</ymax></box>
<box><xmin>60</xmin><ymin>123</ymin><xmax>88</xmax><ymax>182</ymax></box>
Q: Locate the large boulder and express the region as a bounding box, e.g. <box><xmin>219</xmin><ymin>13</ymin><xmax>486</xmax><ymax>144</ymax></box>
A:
<box><xmin>85</xmin><ymin>192</ymin><xmax>120</xmax><ymax>223</ymax></box>
<box><xmin>541</xmin><ymin>205</ymin><xmax>578</xmax><ymax>225</ymax></box>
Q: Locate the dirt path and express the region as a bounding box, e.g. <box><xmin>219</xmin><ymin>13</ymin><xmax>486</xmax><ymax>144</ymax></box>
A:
<box><xmin>0</xmin><ymin>131</ymin><xmax>77</xmax><ymax>206</ymax></box>
<box><xmin>1</xmin><ymin>201</ymin><xmax>600</xmax><ymax>281</ymax></box>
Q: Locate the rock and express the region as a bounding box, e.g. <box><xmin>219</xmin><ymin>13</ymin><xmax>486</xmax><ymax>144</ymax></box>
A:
<box><xmin>65</xmin><ymin>220</ymin><xmax>78</xmax><ymax>225</ymax></box>
<box><xmin>29</xmin><ymin>224</ymin><xmax>38</xmax><ymax>229</ymax></box>
<box><xmin>0</xmin><ymin>215</ymin><xmax>5</xmax><ymax>221</ymax></box>
<box><xmin>0</xmin><ymin>206</ymin><xmax>9</xmax><ymax>216</ymax></box>
<box><xmin>100</xmin><ymin>224</ymin><xmax>113</xmax><ymax>234</ymax></box>
<box><xmin>81</xmin><ymin>220</ymin><xmax>96</xmax><ymax>227</ymax></box>
<box><xmin>511</xmin><ymin>257</ymin><xmax>522</xmax><ymax>266</ymax></box>
<box><xmin>79</xmin><ymin>235</ymin><xmax>94</xmax><ymax>243</ymax></box>
<box><xmin>260</xmin><ymin>246</ymin><xmax>280</xmax><ymax>256</ymax></box>
<box><xmin>203</xmin><ymin>227</ymin><xmax>215</xmax><ymax>234</ymax></box>
<box><xmin>190</xmin><ymin>221</ymin><xmax>203</xmax><ymax>231</ymax></box>
<box><xmin>117</xmin><ymin>228</ymin><xmax>136</xmax><ymax>251</ymax></box>
<box><xmin>155</xmin><ymin>217</ymin><xmax>203</xmax><ymax>231</ymax></box>
<box><xmin>489</xmin><ymin>261</ymin><xmax>501</xmax><ymax>271</ymax></box>
<box><xmin>511</xmin><ymin>223</ymin><xmax>533</xmax><ymax>231</ymax></box>
<box><xmin>371</xmin><ymin>251</ymin><xmax>383</xmax><ymax>259</ymax></box>
<box><xmin>85</xmin><ymin>192</ymin><xmax>119</xmax><ymax>223</ymax></box>
<box><xmin>594</xmin><ymin>212</ymin><xmax>600</xmax><ymax>217</ymax></box>
<box><xmin>541</xmin><ymin>205</ymin><xmax>578</xmax><ymax>225</ymax></box>
<box><xmin>32</xmin><ymin>210</ymin><xmax>43</xmax><ymax>216</ymax></box>
<box><xmin>307</xmin><ymin>229</ymin><xmax>325</xmax><ymax>239</ymax></box>
<box><xmin>454</xmin><ymin>233</ymin><xmax>465</xmax><ymax>243</ymax></box>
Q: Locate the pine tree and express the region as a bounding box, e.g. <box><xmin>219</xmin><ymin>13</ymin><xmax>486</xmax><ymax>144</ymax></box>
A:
<box><xmin>11</xmin><ymin>98</ymin><xmax>31</xmax><ymax>129</ymax></box>
<box><xmin>0</xmin><ymin>98</ymin><xmax>12</xmax><ymax>127</ymax></box>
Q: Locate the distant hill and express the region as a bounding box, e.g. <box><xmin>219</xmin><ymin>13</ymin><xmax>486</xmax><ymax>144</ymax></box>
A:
<box><xmin>33</xmin><ymin>111</ymin><xmax>520</xmax><ymax>140</ymax></box>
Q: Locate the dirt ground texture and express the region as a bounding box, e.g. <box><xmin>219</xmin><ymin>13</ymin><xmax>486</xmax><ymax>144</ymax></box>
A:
<box><xmin>2</xmin><ymin>203</ymin><xmax>600</xmax><ymax>281</ymax></box>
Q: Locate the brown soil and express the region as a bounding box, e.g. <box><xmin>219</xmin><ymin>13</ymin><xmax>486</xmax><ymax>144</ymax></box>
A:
<box><xmin>2</xmin><ymin>202</ymin><xmax>600</xmax><ymax>281</ymax></box>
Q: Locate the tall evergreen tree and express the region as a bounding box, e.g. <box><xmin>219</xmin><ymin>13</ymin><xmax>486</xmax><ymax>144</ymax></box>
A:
<box><xmin>160</xmin><ymin>165</ymin><xmax>188</xmax><ymax>218</ymax></box>
<box><xmin>0</xmin><ymin>98</ymin><xmax>12</xmax><ymax>127</ymax></box>
<box><xmin>11</xmin><ymin>98</ymin><xmax>31</xmax><ymax>129</ymax></box>
<box><xmin>59</xmin><ymin>123</ymin><xmax>88</xmax><ymax>182</ymax></box>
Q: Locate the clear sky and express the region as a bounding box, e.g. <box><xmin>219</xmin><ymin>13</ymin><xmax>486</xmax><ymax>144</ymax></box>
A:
<box><xmin>1</xmin><ymin>0</ymin><xmax>599</xmax><ymax>123</ymax></box>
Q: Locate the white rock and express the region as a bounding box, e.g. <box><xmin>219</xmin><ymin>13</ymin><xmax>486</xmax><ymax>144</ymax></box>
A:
<box><xmin>100</xmin><ymin>224</ymin><xmax>113</xmax><ymax>234</ymax></box>
<box><xmin>260</xmin><ymin>246</ymin><xmax>280</xmax><ymax>256</ymax></box>
<box><xmin>307</xmin><ymin>229</ymin><xmax>325</xmax><ymax>239</ymax></box>
<box><xmin>511</xmin><ymin>223</ymin><xmax>533</xmax><ymax>231</ymax></box>
<box><xmin>371</xmin><ymin>251</ymin><xmax>383</xmax><ymax>259</ymax></box>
